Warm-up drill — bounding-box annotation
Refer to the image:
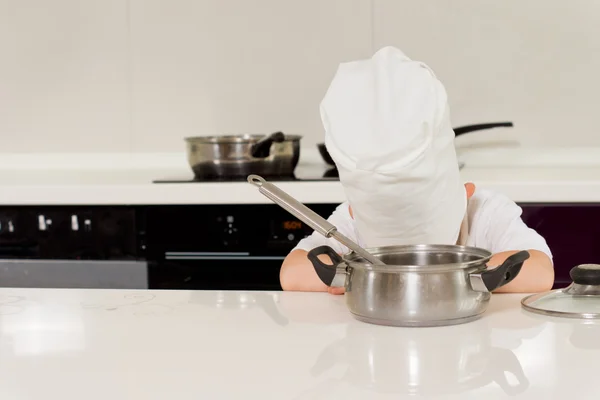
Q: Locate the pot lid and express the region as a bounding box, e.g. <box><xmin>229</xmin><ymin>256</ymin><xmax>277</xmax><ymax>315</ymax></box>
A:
<box><xmin>521</xmin><ymin>264</ymin><xmax>600</xmax><ymax>319</ymax></box>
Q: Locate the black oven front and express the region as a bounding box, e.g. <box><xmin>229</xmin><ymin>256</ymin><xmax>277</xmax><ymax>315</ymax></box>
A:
<box><xmin>143</xmin><ymin>204</ymin><xmax>338</xmax><ymax>290</ymax></box>
<box><xmin>0</xmin><ymin>203</ymin><xmax>598</xmax><ymax>290</ymax></box>
<box><xmin>144</xmin><ymin>203</ymin><xmax>600</xmax><ymax>291</ymax></box>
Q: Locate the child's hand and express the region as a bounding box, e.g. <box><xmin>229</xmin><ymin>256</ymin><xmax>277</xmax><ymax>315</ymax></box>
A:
<box><xmin>327</xmin><ymin>287</ymin><xmax>345</xmax><ymax>295</ymax></box>
<box><xmin>490</xmin><ymin>249</ymin><xmax>554</xmax><ymax>293</ymax></box>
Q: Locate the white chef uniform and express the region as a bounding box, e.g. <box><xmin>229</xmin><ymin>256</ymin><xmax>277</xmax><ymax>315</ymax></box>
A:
<box><xmin>293</xmin><ymin>189</ymin><xmax>553</xmax><ymax>259</ymax></box>
<box><xmin>293</xmin><ymin>46</ymin><xmax>552</xmax><ymax>259</ymax></box>
<box><xmin>319</xmin><ymin>46</ymin><xmax>466</xmax><ymax>248</ymax></box>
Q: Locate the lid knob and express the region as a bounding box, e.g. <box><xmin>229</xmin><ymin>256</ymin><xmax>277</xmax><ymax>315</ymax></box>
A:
<box><xmin>570</xmin><ymin>264</ymin><xmax>600</xmax><ymax>286</ymax></box>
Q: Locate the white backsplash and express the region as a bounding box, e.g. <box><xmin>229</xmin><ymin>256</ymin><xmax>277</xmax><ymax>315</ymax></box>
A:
<box><xmin>1</xmin><ymin>0</ymin><xmax>599</xmax><ymax>153</ymax></box>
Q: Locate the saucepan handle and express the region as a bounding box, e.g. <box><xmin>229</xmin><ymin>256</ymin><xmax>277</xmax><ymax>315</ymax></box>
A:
<box><xmin>247</xmin><ymin>174</ymin><xmax>384</xmax><ymax>265</ymax></box>
<box><xmin>250</xmin><ymin>131</ymin><xmax>286</xmax><ymax>158</ymax></box>
<box><xmin>469</xmin><ymin>251</ymin><xmax>530</xmax><ymax>293</ymax></box>
<box><xmin>307</xmin><ymin>245</ymin><xmax>347</xmax><ymax>288</ymax></box>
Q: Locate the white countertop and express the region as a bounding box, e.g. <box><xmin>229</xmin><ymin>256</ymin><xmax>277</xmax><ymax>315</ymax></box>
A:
<box><xmin>0</xmin><ymin>287</ymin><xmax>597</xmax><ymax>399</ymax></box>
<box><xmin>1</xmin><ymin>146</ymin><xmax>600</xmax><ymax>204</ymax></box>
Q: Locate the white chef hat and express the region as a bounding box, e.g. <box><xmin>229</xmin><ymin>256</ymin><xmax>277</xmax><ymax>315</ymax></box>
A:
<box><xmin>320</xmin><ymin>46</ymin><xmax>467</xmax><ymax>248</ymax></box>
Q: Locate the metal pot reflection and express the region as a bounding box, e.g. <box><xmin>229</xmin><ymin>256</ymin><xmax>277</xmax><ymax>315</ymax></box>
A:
<box><xmin>309</xmin><ymin>319</ymin><xmax>531</xmax><ymax>396</ymax></box>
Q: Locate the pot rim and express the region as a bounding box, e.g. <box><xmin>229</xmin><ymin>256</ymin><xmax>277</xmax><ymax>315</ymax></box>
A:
<box><xmin>343</xmin><ymin>244</ymin><xmax>493</xmax><ymax>273</ymax></box>
<box><xmin>184</xmin><ymin>134</ymin><xmax>303</xmax><ymax>144</ymax></box>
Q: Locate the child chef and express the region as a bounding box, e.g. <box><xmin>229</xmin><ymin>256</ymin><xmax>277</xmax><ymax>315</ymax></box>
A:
<box><xmin>281</xmin><ymin>46</ymin><xmax>554</xmax><ymax>295</ymax></box>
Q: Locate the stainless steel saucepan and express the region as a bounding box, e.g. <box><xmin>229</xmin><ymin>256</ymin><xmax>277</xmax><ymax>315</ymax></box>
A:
<box><xmin>248</xmin><ymin>174</ymin><xmax>529</xmax><ymax>327</ymax></box>
<box><xmin>185</xmin><ymin>131</ymin><xmax>301</xmax><ymax>179</ymax></box>
<box><xmin>308</xmin><ymin>245</ymin><xmax>528</xmax><ymax>327</ymax></box>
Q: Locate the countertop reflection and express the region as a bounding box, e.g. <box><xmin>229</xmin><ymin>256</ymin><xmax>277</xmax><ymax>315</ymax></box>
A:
<box><xmin>0</xmin><ymin>288</ymin><xmax>598</xmax><ymax>399</ymax></box>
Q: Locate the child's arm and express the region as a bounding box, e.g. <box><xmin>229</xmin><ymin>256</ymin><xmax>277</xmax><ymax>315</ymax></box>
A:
<box><xmin>280</xmin><ymin>250</ymin><xmax>343</xmax><ymax>293</ymax></box>
<box><xmin>480</xmin><ymin>191</ymin><xmax>555</xmax><ymax>293</ymax></box>
<box><xmin>280</xmin><ymin>203</ymin><xmax>354</xmax><ymax>293</ymax></box>
<box><xmin>489</xmin><ymin>249</ymin><xmax>554</xmax><ymax>293</ymax></box>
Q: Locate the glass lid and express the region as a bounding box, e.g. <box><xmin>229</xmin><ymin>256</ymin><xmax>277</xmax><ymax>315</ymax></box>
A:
<box><xmin>521</xmin><ymin>264</ymin><xmax>600</xmax><ymax>319</ymax></box>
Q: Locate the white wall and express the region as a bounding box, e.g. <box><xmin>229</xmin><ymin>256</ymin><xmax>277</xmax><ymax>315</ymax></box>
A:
<box><xmin>1</xmin><ymin>0</ymin><xmax>599</xmax><ymax>153</ymax></box>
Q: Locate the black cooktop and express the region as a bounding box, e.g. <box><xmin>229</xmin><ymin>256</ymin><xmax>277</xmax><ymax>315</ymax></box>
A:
<box><xmin>153</xmin><ymin>167</ymin><xmax>339</xmax><ymax>184</ymax></box>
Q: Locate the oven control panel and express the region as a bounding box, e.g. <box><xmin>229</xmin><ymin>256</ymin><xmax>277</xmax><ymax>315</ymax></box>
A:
<box><xmin>143</xmin><ymin>203</ymin><xmax>339</xmax><ymax>290</ymax></box>
<box><xmin>270</xmin><ymin>218</ymin><xmax>310</xmax><ymax>245</ymax></box>
<box><xmin>218</xmin><ymin>215</ymin><xmax>240</xmax><ymax>247</ymax></box>
<box><xmin>143</xmin><ymin>204</ymin><xmax>338</xmax><ymax>258</ymax></box>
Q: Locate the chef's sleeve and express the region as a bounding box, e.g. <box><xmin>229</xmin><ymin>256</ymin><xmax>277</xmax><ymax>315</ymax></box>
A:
<box><xmin>481</xmin><ymin>192</ymin><xmax>553</xmax><ymax>260</ymax></box>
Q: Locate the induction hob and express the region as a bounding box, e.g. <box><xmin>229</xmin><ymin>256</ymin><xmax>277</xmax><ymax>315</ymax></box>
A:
<box><xmin>153</xmin><ymin>164</ymin><xmax>339</xmax><ymax>183</ymax></box>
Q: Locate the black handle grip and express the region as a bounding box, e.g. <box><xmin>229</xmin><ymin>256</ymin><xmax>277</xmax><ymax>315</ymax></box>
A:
<box><xmin>570</xmin><ymin>264</ymin><xmax>600</xmax><ymax>286</ymax></box>
<box><xmin>482</xmin><ymin>250</ymin><xmax>530</xmax><ymax>291</ymax></box>
<box><xmin>250</xmin><ymin>131</ymin><xmax>286</xmax><ymax>158</ymax></box>
<box><xmin>453</xmin><ymin>122</ymin><xmax>514</xmax><ymax>137</ymax></box>
<box><xmin>307</xmin><ymin>245</ymin><xmax>343</xmax><ymax>286</ymax></box>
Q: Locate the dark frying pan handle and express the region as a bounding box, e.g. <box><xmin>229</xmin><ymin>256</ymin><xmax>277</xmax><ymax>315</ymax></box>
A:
<box><xmin>453</xmin><ymin>122</ymin><xmax>513</xmax><ymax>137</ymax></box>
<box><xmin>317</xmin><ymin>143</ymin><xmax>335</xmax><ymax>166</ymax></box>
<box><xmin>250</xmin><ymin>131</ymin><xmax>286</xmax><ymax>158</ymax></box>
<box><xmin>307</xmin><ymin>245</ymin><xmax>343</xmax><ymax>286</ymax></box>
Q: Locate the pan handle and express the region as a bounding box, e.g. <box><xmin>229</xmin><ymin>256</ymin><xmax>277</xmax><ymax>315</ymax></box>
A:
<box><xmin>247</xmin><ymin>175</ymin><xmax>383</xmax><ymax>265</ymax></box>
<box><xmin>307</xmin><ymin>245</ymin><xmax>347</xmax><ymax>288</ymax></box>
<box><xmin>469</xmin><ymin>251</ymin><xmax>530</xmax><ymax>292</ymax></box>
<box><xmin>248</xmin><ymin>175</ymin><xmax>337</xmax><ymax>237</ymax></box>
<box><xmin>250</xmin><ymin>131</ymin><xmax>286</xmax><ymax>158</ymax></box>
<box><xmin>453</xmin><ymin>122</ymin><xmax>513</xmax><ymax>137</ymax></box>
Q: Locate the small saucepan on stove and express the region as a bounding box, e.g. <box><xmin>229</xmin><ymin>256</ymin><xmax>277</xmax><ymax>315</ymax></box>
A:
<box><xmin>248</xmin><ymin>174</ymin><xmax>529</xmax><ymax>327</ymax></box>
<box><xmin>184</xmin><ymin>131</ymin><xmax>302</xmax><ymax>180</ymax></box>
<box><xmin>316</xmin><ymin>121</ymin><xmax>514</xmax><ymax>166</ymax></box>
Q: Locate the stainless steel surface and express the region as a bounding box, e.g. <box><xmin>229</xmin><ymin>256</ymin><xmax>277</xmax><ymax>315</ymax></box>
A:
<box><xmin>344</xmin><ymin>244</ymin><xmax>491</xmax><ymax>272</ymax></box>
<box><xmin>247</xmin><ymin>175</ymin><xmax>336</xmax><ymax>237</ymax></box>
<box><xmin>319</xmin><ymin>245</ymin><xmax>524</xmax><ymax>327</ymax></box>
<box><xmin>468</xmin><ymin>273</ymin><xmax>489</xmax><ymax>293</ymax></box>
<box><xmin>330</xmin><ymin>265</ymin><xmax>348</xmax><ymax>287</ymax></box>
<box><xmin>330</xmin><ymin>231</ymin><xmax>384</xmax><ymax>265</ymax></box>
<box><xmin>247</xmin><ymin>175</ymin><xmax>384</xmax><ymax>265</ymax></box>
<box><xmin>184</xmin><ymin>133</ymin><xmax>301</xmax><ymax>179</ymax></box>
